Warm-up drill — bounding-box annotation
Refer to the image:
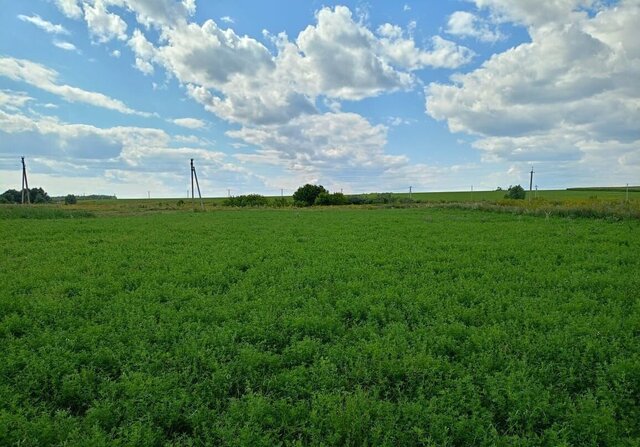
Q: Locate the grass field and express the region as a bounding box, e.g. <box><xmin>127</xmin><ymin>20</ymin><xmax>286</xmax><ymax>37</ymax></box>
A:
<box><xmin>58</xmin><ymin>186</ymin><xmax>640</xmax><ymax>208</ymax></box>
<box><xmin>1</xmin><ymin>207</ymin><xmax>639</xmax><ymax>445</ymax></box>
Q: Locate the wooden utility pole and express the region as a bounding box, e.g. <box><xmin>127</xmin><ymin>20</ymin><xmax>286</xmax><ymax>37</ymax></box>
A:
<box><xmin>21</xmin><ymin>157</ymin><xmax>30</xmax><ymax>205</ymax></box>
<box><xmin>190</xmin><ymin>159</ymin><xmax>204</xmax><ymax>210</ymax></box>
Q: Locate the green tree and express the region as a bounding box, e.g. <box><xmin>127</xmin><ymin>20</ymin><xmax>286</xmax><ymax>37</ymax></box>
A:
<box><xmin>28</xmin><ymin>187</ymin><xmax>51</xmax><ymax>203</ymax></box>
<box><xmin>64</xmin><ymin>194</ymin><xmax>77</xmax><ymax>205</ymax></box>
<box><xmin>315</xmin><ymin>192</ymin><xmax>347</xmax><ymax>206</ymax></box>
<box><xmin>1</xmin><ymin>189</ymin><xmax>21</xmax><ymax>203</ymax></box>
<box><xmin>505</xmin><ymin>184</ymin><xmax>526</xmax><ymax>200</ymax></box>
<box><xmin>293</xmin><ymin>184</ymin><xmax>327</xmax><ymax>206</ymax></box>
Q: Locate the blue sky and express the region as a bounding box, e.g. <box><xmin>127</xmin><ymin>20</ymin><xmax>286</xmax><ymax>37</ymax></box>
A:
<box><xmin>0</xmin><ymin>0</ymin><xmax>638</xmax><ymax>198</ymax></box>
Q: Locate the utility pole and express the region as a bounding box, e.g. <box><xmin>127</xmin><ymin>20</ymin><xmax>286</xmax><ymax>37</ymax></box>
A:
<box><xmin>21</xmin><ymin>157</ymin><xmax>30</xmax><ymax>205</ymax></box>
<box><xmin>227</xmin><ymin>189</ymin><xmax>231</xmax><ymax>198</ymax></box>
<box><xmin>190</xmin><ymin>159</ymin><xmax>204</xmax><ymax>210</ymax></box>
<box><xmin>148</xmin><ymin>191</ymin><xmax>150</xmax><ymax>199</ymax></box>
<box><xmin>529</xmin><ymin>166</ymin><xmax>534</xmax><ymax>201</ymax></box>
<box><xmin>409</xmin><ymin>186</ymin><xmax>412</xmax><ymax>200</ymax></box>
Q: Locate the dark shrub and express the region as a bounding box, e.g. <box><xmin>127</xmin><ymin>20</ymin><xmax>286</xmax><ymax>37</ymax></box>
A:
<box><xmin>293</xmin><ymin>184</ymin><xmax>328</xmax><ymax>206</ymax></box>
<box><xmin>64</xmin><ymin>194</ymin><xmax>78</xmax><ymax>205</ymax></box>
<box><xmin>505</xmin><ymin>185</ymin><xmax>526</xmax><ymax>200</ymax></box>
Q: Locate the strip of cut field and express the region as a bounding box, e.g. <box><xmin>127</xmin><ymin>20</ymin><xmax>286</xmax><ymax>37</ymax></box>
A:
<box><xmin>1</xmin><ymin>208</ymin><xmax>638</xmax><ymax>445</ymax></box>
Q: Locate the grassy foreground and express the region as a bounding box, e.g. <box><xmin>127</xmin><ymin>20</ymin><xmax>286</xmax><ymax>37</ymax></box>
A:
<box><xmin>1</xmin><ymin>208</ymin><xmax>639</xmax><ymax>445</ymax></box>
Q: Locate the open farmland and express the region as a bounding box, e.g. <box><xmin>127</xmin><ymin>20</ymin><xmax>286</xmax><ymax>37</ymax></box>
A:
<box><xmin>1</xmin><ymin>207</ymin><xmax>639</xmax><ymax>445</ymax></box>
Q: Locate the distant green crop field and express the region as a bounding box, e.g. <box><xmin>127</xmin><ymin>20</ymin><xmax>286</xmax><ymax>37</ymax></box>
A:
<box><xmin>71</xmin><ymin>187</ymin><xmax>640</xmax><ymax>209</ymax></box>
<box><xmin>1</xmin><ymin>208</ymin><xmax>639</xmax><ymax>445</ymax></box>
<box><xmin>391</xmin><ymin>188</ymin><xmax>640</xmax><ymax>202</ymax></box>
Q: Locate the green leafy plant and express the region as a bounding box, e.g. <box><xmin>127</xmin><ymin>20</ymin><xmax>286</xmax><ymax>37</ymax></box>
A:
<box><xmin>0</xmin><ymin>208</ymin><xmax>637</xmax><ymax>445</ymax></box>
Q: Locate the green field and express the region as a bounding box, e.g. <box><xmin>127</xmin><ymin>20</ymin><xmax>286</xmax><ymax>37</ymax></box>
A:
<box><xmin>60</xmin><ymin>186</ymin><xmax>640</xmax><ymax>209</ymax></box>
<box><xmin>1</xmin><ymin>207</ymin><xmax>639</xmax><ymax>445</ymax></box>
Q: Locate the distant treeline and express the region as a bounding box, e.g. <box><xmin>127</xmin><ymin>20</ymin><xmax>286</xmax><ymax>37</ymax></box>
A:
<box><xmin>1</xmin><ymin>188</ymin><xmax>51</xmax><ymax>204</ymax></box>
<box><xmin>51</xmin><ymin>194</ymin><xmax>117</xmax><ymax>201</ymax></box>
<box><xmin>223</xmin><ymin>192</ymin><xmax>418</xmax><ymax>208</ymax></box>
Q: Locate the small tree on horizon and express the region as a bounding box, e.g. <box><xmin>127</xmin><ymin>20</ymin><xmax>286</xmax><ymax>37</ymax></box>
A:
<box><xmin>505</xmin><ymin>184</ymin><xmax>526</xmax><ymax>200</ymax></box>
<box><xmin>64</xmin><ymin>194</ymin><xmax>77</xmax><ymax>205</ymax></box>
<box><xmin>293</xmin><ymin>184</ymin><xmax>328</xmax><ymax>206</ymax></box>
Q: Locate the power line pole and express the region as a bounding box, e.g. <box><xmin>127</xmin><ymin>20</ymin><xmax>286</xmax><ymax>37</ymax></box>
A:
<box><xmin>190</xmin><ymin>159</ymin><xmax>204</xmax><ymax>210</ymax></box>
<box><xmin>227</xmin><ymin>189</ymin><xmax>231</xmax><ymax>198</ymax></box>
<box><xmin>409</xmin><ymin>186</ymin><xmax>412</xmax><ymax>200</ymax></box>
<box><xmin>190</xmin><ymin>160</ymin><xmax>195</xmax><ymax>202</ymax></box>
<box><xmin>529</xmin><ymin>166</ymin><xmax>534</xmax><ymax>201</ymax></box>
<box><xmin>21</xmin><ymin>157</ymin><xmax>30</xmax><ymax>205</ymax></box>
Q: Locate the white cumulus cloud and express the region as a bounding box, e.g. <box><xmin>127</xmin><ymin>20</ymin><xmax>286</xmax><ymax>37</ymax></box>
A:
<box><xmin>427</xmin><ymin>0</ymin><xmax>640</xmax><ymax>182</ymax></box>
<box><xmin>83</xmin><ymin>0</ymin><xmax>128</xmax><ymax>42</ymax></box>
<box><xmin>446</xmin><ymin>11</ymin><xmax>504</xmax><ymax>43</ymax></box>
<box><xmin>54</xmin><ymin>0</ymin><xmax>83</xmax><ymax>19</ymax></box>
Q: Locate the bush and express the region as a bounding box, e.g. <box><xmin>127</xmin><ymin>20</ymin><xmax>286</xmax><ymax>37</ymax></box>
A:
<box><xmin>367</xmin><ymin>193</ymin><xmax>398</xmax><ymax>204</ymax></box>
<box><xmin>505</xmin><ymin>185</ymin><xmax>526</xmax><ymax>200</ymax></box>
<box><xmin>1</xmin><ymin>188</ymin><xmax>51</xmax><ymax>204</ymax></box>
<box><xmin>223</xmin><ymin>194</ymin><xmax>268</xmax><ymax>207</ymax></box>
<box><xmin>314</xmin><ymin>192</ymin><xmax>347</xmax><ymax>206</ymax></box>
<box><xmin>293</xmin><ymin>184</ymin><xmax>328</xmax><ymax>206</ymax></box>
<box><xmin>347</xmin><ymin>195</ymin><xmax>367</xmax><ymax>205</ymax></box>
<box><xmin>1</xmin><ymin>189</ymin><xmax>22</xmax><ymax>204</ymax></box>
<box><xmin>64</xmin><ymin>194</ymin><xmax>78</xmax><ymax>205</ymax></box>
<box><xmin>271</xmin><ymin>197</ymin><xmax>289</xmax><ymax>208</ymax></box>
<box><xmin>29</xmin><ymin>187</ymin><xmax>51</xmax><ymax>203</ymax></box>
